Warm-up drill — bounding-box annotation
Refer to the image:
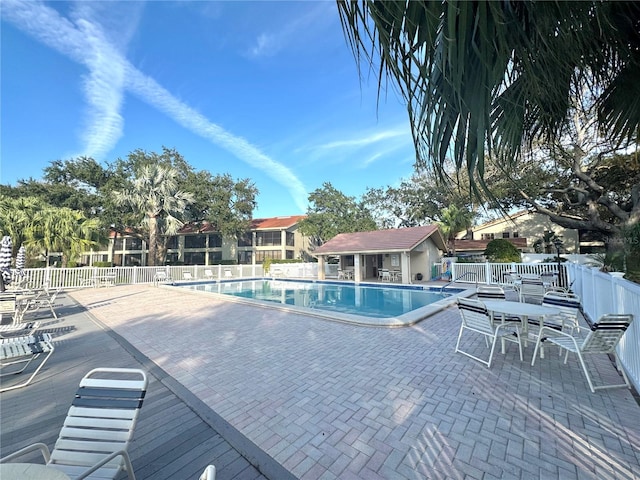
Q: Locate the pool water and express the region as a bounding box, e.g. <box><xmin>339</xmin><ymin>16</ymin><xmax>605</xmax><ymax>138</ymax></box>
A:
<box><xmin>181</xmin><ymin>279</ymin><xmax>462</xmax><ymax>320</ymax></box>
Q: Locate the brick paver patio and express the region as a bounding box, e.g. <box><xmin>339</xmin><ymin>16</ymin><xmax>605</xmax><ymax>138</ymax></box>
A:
<box><xmin>69</xmin><ymin>285</ymin><xmax>640</xmax><ymax>479</ymax></box>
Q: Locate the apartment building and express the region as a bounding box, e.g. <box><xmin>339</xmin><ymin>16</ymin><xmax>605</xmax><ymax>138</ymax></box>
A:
<box><xmin>82</xmin><ymin>215</ymin><xmax>310</xmax><ymax>267</ymax></box>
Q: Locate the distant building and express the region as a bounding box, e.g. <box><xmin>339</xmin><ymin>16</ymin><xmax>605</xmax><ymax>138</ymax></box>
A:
<box><xmin>80</xmin><ymin>215</ymin><xmax>310</xmax><ymax>266</ymax></box>
<box><xmin>456</xmin><ymin>210</ymin><xmax>580</xmax><ymax>254</ymax></box>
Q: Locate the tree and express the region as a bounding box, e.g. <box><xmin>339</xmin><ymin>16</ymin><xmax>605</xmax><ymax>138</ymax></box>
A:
<box><xmin>363</xmin><ymin>168</ymin><xmax>478</xmax><ymax>231</ymax></box>
<box><xmin>484</xmin><ymin>239</ymin><xmax>521</xmax><ymax>263</ymax></box>
<box><xmin>115</xmin><ymin>165</ymin><xmax>195</xmax><ymax>266</ymax></box>
<box><xmin>437</xmin><ymin>205</ymin><xmax>474</xmax><ymax>256</ymax></box>
<box><xmin>298</xmin><ymin>182</ymin><xmax>377</xmax><ymax>245</ymax></box>
<box><xmin>0</xmin><ymin>195</ymin><xmax>105</xmax><ymax>267</ymax></box>
<box><xmin>338</xmin><ymin>1</ymin><xmax>640</xmax><ymax>190</ymax></box>
<box><xmin>487</xmin><ymin>88</ymin><xmax>640</xmax><ymax>251</ymax></box>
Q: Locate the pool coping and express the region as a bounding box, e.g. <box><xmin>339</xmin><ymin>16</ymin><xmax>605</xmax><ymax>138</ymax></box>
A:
<box><xmin>166</xmin><ymin>278</ymin><xmax>476</xmax><ymax>327</ymax></box>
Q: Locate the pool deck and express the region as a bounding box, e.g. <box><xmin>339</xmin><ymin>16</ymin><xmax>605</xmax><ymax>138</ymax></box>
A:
<box><xmin>5</xmin><ymin>284</ymin><xmax>640</xmax><ymax>479</ymax></box>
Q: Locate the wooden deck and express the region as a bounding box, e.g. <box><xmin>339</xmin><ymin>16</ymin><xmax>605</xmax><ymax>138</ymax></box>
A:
<box><xmin>0</xmin><ymin>293</ymin><xmax>270</xmax><ymax>480</ymax></box>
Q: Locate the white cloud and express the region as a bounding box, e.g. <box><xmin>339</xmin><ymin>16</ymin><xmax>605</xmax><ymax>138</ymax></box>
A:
<box><xmin>2</xmin><ymin>0</ymin><xmax>308</xmax><ymax>211</ymax></box>
<box><xmin>314</xmin><ymin>128</ymin><xmax>408</xmax><ymax>151</ymax></box>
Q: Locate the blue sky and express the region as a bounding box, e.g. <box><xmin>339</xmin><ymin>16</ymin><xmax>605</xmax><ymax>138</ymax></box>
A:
<box><xmin>1</xmin><ymin>1</ymin><xmax>417</xmax><ymax>218</ymax></box>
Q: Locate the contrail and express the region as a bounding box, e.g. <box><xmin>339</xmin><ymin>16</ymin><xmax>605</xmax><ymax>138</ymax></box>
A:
<box><xmin>2</xmin><ymin>0</ymin><xmax>308</xmax><ymax>211</ymax></box>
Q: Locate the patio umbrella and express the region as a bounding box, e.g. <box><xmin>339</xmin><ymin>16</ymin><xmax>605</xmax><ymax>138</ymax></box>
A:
<box><xmin>0</xmin><ymin>235</ymin><xmax>12</xmax><ymax>291</ymax></box>
<box><xmin>15</xmin><ymin>244</ymin><xmax>26</xmax><ymax>285</ymax></box>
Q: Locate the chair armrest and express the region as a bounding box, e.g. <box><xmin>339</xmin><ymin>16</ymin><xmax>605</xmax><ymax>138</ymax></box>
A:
<box><xmin>75</xmin><ymin>450</ymin><xmax>135</xmax><ymax>480</ymax></box>
<box><xmin>0</xmin><ymin>443</ymin><xmax>51</xmax><ymax>463</ymax></box>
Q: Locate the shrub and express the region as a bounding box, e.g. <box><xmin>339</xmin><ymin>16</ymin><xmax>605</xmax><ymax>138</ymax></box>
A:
<box><xmin>484</xmin><ymin>239</ymin><xmax>521</xmax><ymax>263</ymax></box>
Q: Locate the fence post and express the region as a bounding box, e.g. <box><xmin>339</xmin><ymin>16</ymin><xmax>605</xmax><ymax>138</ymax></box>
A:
<box><xmin>485</xmin><ymin>262</ymin><xmax>492</xmax><ymax>284</ymax></box>
<box><xmin>132</xmin><ymin>266</ymin><xmax>138</xmax><ymax>285</ymax></box>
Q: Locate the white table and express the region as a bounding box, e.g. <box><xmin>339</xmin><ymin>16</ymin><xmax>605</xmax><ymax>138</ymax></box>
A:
<box><xmin>0</xmin><ymin>463</ymin><xmax>70</xmax><ymax>479</ymax></box>
<box><xmin>483</xmin><ymin>300</ymin><xmax>560</xmax><ymax>354</ymax></box>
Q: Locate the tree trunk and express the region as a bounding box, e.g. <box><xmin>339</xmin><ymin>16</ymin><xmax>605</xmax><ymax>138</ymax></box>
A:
<box><xmin>148</xmin><ymin>215</ymin><xmax>159</xmax><ymax>266</ymax></box>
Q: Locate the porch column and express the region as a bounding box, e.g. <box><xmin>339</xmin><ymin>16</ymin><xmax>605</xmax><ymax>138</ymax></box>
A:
<box><xmin>354</xmin><ymin>254</ymin><xmax>362</xmax><ymax>283</ymax></box>
<box><xmin>401</xmin><ymin>252</ymin><xmax>411</xmax><ymax>283</ymax></box>
<box><xmin>318</xmin><ymin>256</ymin><xmax>326</xmax><ymax>280</ymax></box>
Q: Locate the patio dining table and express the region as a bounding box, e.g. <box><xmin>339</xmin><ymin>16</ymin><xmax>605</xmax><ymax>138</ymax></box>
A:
<box><xmin>483</xmin><ymin>300</ymin><xmax>560</xmax><ymax>355</ymax></box>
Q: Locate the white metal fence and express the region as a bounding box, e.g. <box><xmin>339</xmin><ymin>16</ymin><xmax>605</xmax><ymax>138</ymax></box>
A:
<box><xmin>9</xmin><ymin>261</ymin><xmax>639</xmax><ymax>392</ymax></box>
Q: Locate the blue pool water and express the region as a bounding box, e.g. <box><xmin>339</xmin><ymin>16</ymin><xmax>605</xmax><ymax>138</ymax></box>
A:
<box><xmin>180</xmin><ymin>279</ymin><xmax>463</xmax><ymax>320</ymax></box>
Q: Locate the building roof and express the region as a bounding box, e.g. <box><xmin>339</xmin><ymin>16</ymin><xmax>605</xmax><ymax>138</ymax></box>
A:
<box><xmin>250</xmin><ymin>215</ymin><xmax>307</xmax><ymax>230</ymax></box>
<box><xmin>454</xmin><ymin>237</ymin><xmax>528</xmax><ymax>253</ymax></box>
<box><xmin>175</xmin><ymin>215</ymin><xmax>307</xmax><ymax>234</ymax></box>
<box><xmin>313</xmin><ymin>225</ymin><xmax>446</xmax><ymax>256</ymax></box>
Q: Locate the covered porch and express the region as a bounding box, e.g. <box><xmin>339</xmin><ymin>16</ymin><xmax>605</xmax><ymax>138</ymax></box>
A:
<box><xmin>313</xmin><ymin>225</ymin><xmax>447</xmax><ymax>284</ymax></box>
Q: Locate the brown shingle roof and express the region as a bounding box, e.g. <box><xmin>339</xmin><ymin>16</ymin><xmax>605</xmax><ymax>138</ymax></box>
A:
<box><xmin>313</xmin><ymin>225</ymin><xmax>445</xmax><ymax>255</ymax></box>
<box><xmin>176</xmin><ymin>215</ymin><xmax>307</xmax><ymax>234</ymax></box>
<box><xmin>454</xmin><ymin>237</ymin><xmax>528</xmax><ymax>252</ymax></box>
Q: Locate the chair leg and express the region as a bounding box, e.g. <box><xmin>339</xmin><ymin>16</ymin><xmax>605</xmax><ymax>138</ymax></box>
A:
<box><xmin>0</xmin><ymin>345</ymin><xmax>54</xmax><ymax>393</ymax></box>
<box><xmin>574</xmin><ymin>349</ymin><xmax>596</xmax><ymax>393</ymax></box>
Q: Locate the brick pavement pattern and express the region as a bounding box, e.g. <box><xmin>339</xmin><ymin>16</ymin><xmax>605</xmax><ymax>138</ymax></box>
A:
<box><xmin>69</xmin><ymin>285</ymin><xmax>640</xmax><ymax>479</ymax></box>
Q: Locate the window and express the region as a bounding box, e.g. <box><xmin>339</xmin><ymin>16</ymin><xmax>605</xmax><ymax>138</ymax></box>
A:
<box><xmin>254</xmin><ymin>250</ymin><xmax>282</xmax><ymax>263</ymax></box>
<box><xmin>256</xmin><ymin>231</ymin><xmax>281</xmax><ymax>246</ymax></box>
<box><xmin>208</xmin><ymin>234</ymin><xmax>222</xmax><ymax>248</ymax></box>
<box><xmin>114</xmin><ymin>238</ymin><xmax>124</xmax><ymax>250</ymax></box>
<box><xmin>237</xmin><ymin>251</ymin><xmax>252</xmax><ymax>264</ymax></box>
<box><xmin>286</xmin><ymin>250</ymin><xmax>294</xmax><ymax>259</ymax></box>
<box><xmin>502</xmin><ymin>232</ymin><xmax>510</xmax><ymax>239</ymax></box>
<box><xmin>184</xmin><ymin>252</ymin><xmax>205</xmax><ymax>265</ymax></box>
<box><xmin>165</xmin><ymin>252</ymin><xmax>179</xmax><ymax>265</ymax></box>
<box><xmin>165</xmin><ymin>236</ymin><xmax>178</xmax><ymax>249</ymax></box>
<box><xmin>127</xmin><ymin>237</ymin><xmax>143</xmax><ymax>250</ymax></box>
<box><xmin>481</xmin><ymin>233</ymin><xmax>495</xmax><ymax>240</ymax></box>
<box><xmin>286</xmin><ymin>232</ymin><xmax>295</xmax><ymax>246</ymax></box>
<box><xmin>185</xmin><ymin>235</ymin><xmax>206</xmax><ymax>249</ymax></box>
<box><xmin>237</xmin><ymin>233</ymin><xmax>253</xmax><ymax>247</ymax></box>
<box><xmin>513</xmin><ymin>232</ymin><xmax>519</xmax><ymax>238</ymax></box>
<box><xmin>208</xmin><ymin>251</ymin><xmax>222</xmax><ymax>264</ymax></box>
<box><xmin>124</xmin><ymin>254</ymin><xmax>142</xmax><ymax>266</ymax></box>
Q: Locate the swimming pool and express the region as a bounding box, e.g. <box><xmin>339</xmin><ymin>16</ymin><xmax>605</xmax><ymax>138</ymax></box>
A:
<box><xmin>177</xmin><ymin>279</ymin><xmax>471</xmax><ymax>327</ymax></box>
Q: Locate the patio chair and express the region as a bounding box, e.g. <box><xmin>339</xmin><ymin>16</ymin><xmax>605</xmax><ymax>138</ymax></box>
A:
<box><xmin>204</xmin><ymin>269</ymin><xmax>215</xmax><ymax>280</ymax></box>
<box><xmin>1</xmin><ymin>293</ymin><xmax>41</xmax><ymax>337</ymax></box>
<box><xmin>1</xmin><ymin>367</ymin><xmax>148</xmax><ymax>479</ymax></box>
<box><xmin>183</xmin><ymin>272</ymin><xmax>194</xmax><ymax>281</ymax></box>
<box><xmin>455</xmin><ymin>298</ymin><xmax>523</xmax><ymax>368</ymax></box>
<box><xmin>22</xmin><ymin>286</ymin><xmax>62</xmax><ymax>320</ymax></box>
<box><xmin>200</xmin><ymin>465</ymin><xmax>217</xmax><ymax>480</ymax></box>
<box><xmin>0</xmin><ymin>333</ymin><xmax>54</xmax><ymax>393</ymax></box>
<box><xmin>223</xmin><ymin>268</ymin><xmax>233</xmax><ymax>279</ymax></box>
<box><xmin>476</xmin><ymin>285</ymin><xmax>507</xmax><ymax>300</ymax></box>
<box><xmin>518</xmin><ymin>278</ymin><xmax>546</xmax><ymax>304</ymax></box>
<box><xmin>538</xmin><ymin>291</ymin><xmax>582</xmax><ymax>333</ymax></box>
<box><xmin>531</xmin><ymin>314</ymin><xmax>634</xmax><ymax>393</ymax></box>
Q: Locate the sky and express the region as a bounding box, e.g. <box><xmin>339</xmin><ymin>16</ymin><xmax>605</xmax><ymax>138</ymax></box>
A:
<box><xmin>0</xmin><ymin>0</ymin><xmax>417</xmax><ymax>218</ymax></box>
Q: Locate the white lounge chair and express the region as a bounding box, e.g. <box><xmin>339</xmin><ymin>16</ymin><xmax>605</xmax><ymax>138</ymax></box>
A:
<box><xmin>22</xmin><ymin>286</ymin><xmax>62</xmax><ymax>320</ymax></box>
<box><xmin>0</xmin><ymin>333</ymin><xmax>54</xmax><ymax>392</ymax></box>
<box><xmin>1</xmin><ymin>367</ymin><xmax>148</xmax><ymax>479</ymax></box>
<box><xmin>183</xmin><ymin>272</ymin><xmax>194</xmax><ymax>281</ymax></box>
<box><xmin>532</xmin><ymin>314</ymin><xmax>633</xmax><ymax>393</ymax></box>
<box><xmin>204</xmin><ymin>269</ymin><xmax>215</xmax><ymax>280</ymax></box>
<box><xmin>455</xmin><ymin>298</ymin><xmax>523</xmax><ymax>368</ymax></box>
<box><xmin>223</xmin><ymin>269</ymin><xmax>233</xmax><ymax>279</ymax></box>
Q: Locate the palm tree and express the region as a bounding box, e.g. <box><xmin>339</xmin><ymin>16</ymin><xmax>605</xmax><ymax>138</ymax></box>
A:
<box><xmin>437</xmin><ymin>205</ymin><xmax>474</xmax><ymax>256</ymax></box>
<box><xmin>337</xmin><ymin>1</ymin><xmax>640</xmax><ymax>190</ymax></box>
<box><xmin>115</xmin><ymin>165</ymin><xmax>194</xmax><ymax>266</ymax></box>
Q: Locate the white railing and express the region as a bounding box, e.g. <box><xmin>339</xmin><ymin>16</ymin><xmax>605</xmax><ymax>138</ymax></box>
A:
<box><xmin>564</xmin><ymin>263</ymin><xmax>640</xmax><ymax>393</ymax></box>
<box><xmin>9</xmin><ymin>261</ymin><xmax>638</xmax><ymax>392</ymax></box>
<box><xmin>450</xmin><ymin>261</ymin><xmax>640</xmax><ymax>392</ymax></box>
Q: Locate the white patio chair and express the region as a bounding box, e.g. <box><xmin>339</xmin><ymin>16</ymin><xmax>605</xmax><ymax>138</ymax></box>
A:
<box><xmin>518</xmin><ymin>278</ymin><xmax>546</xmax><ymax>304</ymax></box>
<box><xmin>455</xmin><ymin>298</ymin><xmax>523</xmax><ymax>368</ymax></box>
<box><xmin>476</xmin><ymin>285</ymin><xmax>507</xmax><ymax>300</ymax></box>
<box><xmin>204</xmin><ymin>269</ymin><xmax>215</xmax><ymax>280</ymax></box>
<box><xmin>381</xmin><ymin>269</ymin><xmax>391</xmax><ymax>282</ymax></box>
<box><xmin>0</xmin><ymin>333</ymin><xmax>54</xmax><ymax>392</ymax></box>
<box><xmin>539</xmin><ymin>291</ymin><xmax>582</xmax><ymax>333</ymax></box>
<box><xmin>1</xmin><ymin>367</ymin><xmax>148</xmax><ymax>479</ymax></box>
<box><xmin>531</xmin><ymin>314</ymin><xmax>634</xmax><ymax>393</ymax></box>
<box><xmin>223</xmin><ymin>269</ymin><xmax>233</xmax><ymax>279</ymax></box>
<box><xmin>183</xmin><ymin>272</ymin><xmax>194</xmax><ymax>281</ymax></box>
<box><xmin>0</xmin><ymin>293</ymin><xmax>41</xmax><ymax>337</ymax></box>
<box><xmin>22</xmin><ymin>286</ymin><xmax>62</xmax><ymax>320</ymax></box>
<box><xmin>199</xmin><ymin>465</ymin><xmax>216</xmax><ymax>480</ymax></box>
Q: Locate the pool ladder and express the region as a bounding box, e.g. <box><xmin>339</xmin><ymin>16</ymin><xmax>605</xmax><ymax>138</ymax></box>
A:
<box><xmin>440</xmin><ymin>272</ymin><xmax>478</xmax><ymax>294</ymax></box>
